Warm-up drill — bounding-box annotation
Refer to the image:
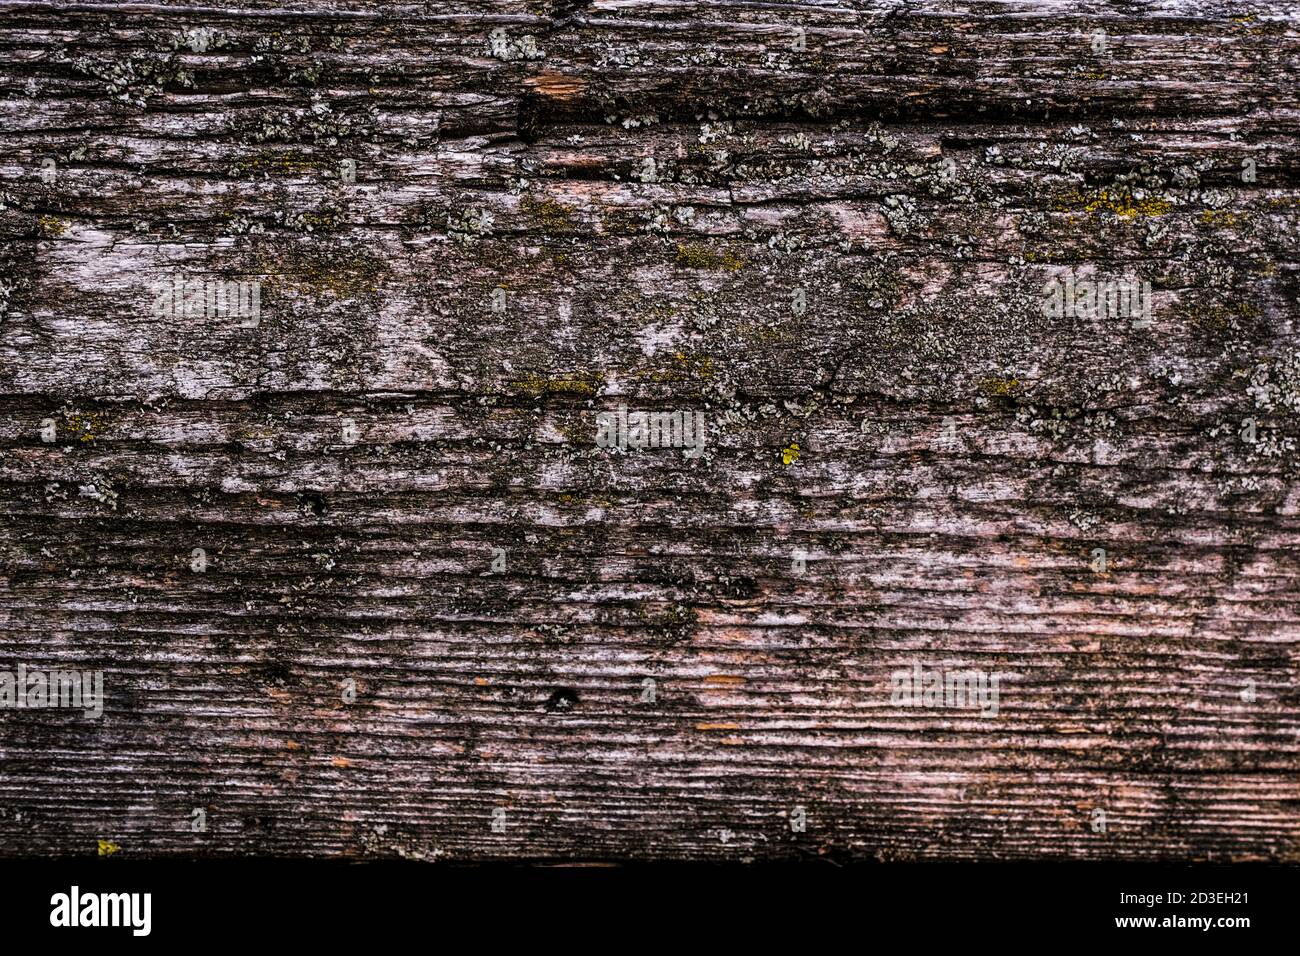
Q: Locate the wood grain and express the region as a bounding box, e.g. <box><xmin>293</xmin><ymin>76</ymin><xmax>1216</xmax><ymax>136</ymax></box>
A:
<box><xmin>0</xmin><ymin>0</ymin><xmax>1297</xmax><ymax>861</ymax></box>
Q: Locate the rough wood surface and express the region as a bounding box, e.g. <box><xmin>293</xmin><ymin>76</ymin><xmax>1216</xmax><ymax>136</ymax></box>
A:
<box><xmin>1</xmin><ymin>0</ymin><xmax>1298</xmax><ymax>862</ymax></box>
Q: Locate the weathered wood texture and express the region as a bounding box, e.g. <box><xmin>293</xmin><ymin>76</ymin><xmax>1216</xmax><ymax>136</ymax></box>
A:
<box><xmin>1</xmin><ymin>0</ymin><xmax>1298</xmax><ymax>862</ymax></box>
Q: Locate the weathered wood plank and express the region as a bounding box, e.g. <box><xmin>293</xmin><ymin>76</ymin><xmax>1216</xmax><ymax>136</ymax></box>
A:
<box><xmin>0</xmin><ymin>0</ymin><xmax>1297</xmax><ymax>861</ymax></box>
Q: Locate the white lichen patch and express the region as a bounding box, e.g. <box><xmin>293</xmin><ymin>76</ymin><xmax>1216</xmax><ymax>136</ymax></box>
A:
<box><xmin>1245</xmin><ymin>352</ymin><xmax>1300</xmax><ymax>414</ymax></box>
<box><xmin>1067</xmin><ymin>508</ymin><xmax>1101</xmax><ymax>532</ymax></box>
<box><xmin>78</xmin><ymin>477</ymin><xmax>119</xmax><ymax>510</ymax></box>
<box><xmin>488</xmin><ymin>29</ymin><xmax>544</xmax><ymax>61</ymax></box>
<box><xmin>448</xmin><ymin>207</ymin><xmax>495</xmax><ymax>244</ymax></box>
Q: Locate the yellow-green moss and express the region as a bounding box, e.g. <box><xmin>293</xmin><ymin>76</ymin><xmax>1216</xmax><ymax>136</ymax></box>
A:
<box><xmin>37</xmin><ymin>215</ymin><xmax>66</xmax><ymax>237</ymax></box>
<box><xmin>1055</xmin><ymin>187</ymin><xmax>1172</xmax><ymax>219</ymax></box>
<box><xmin>675</xmin><ymin>244</ymin><xmax>745</xmax><ymax>271</ymax></box>
<box><xmin>62</xmin><ymin>411</ymin><xmax>105</xmax><ymax>443</ymax></box>
<box><xmin>231</xmin><ymin>152</ymin><xmax>335</xmax><ymax>177</ymax></box>
<box><xmin>641</xmin><ymin>352</ymin><xmax>717</xmax><ymax>384</ymax></box>
<box><xmin>750</xmin><ymin>327</ymin><xmax>791</xmax><ymax>343</ymax></box>
<box><xmin>1200</xmin><ymin>209</ymin><xmax>1249</xmax><ymax>228</ymax></box>
<box><xmin>979</xmin><ymin>376</ymin><xmax>1021</xmax><ymax>397</ymax></box>
<box><xmin>1197</xmin><ymin>302</ymin><xmax>1261</xmax><ymax>335</ymax></box>
<box><xmin>520</xmin><ymin>195</ymin><xmax>577</xmax><ymax>232</ymax></box>
<box><xmin>258</xmin><ymin>247</ymin><xmax>387</xmax><ymax>299</ymax></box>
<box><xmin>557</xmin><ymin>492</ymin><xmax>613</xmax><ymax>507</ymax></box>
<box><xmin>510</xmin><ymin>373</ymin><xmax>600</xmax><ymax>396</ymax></box>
